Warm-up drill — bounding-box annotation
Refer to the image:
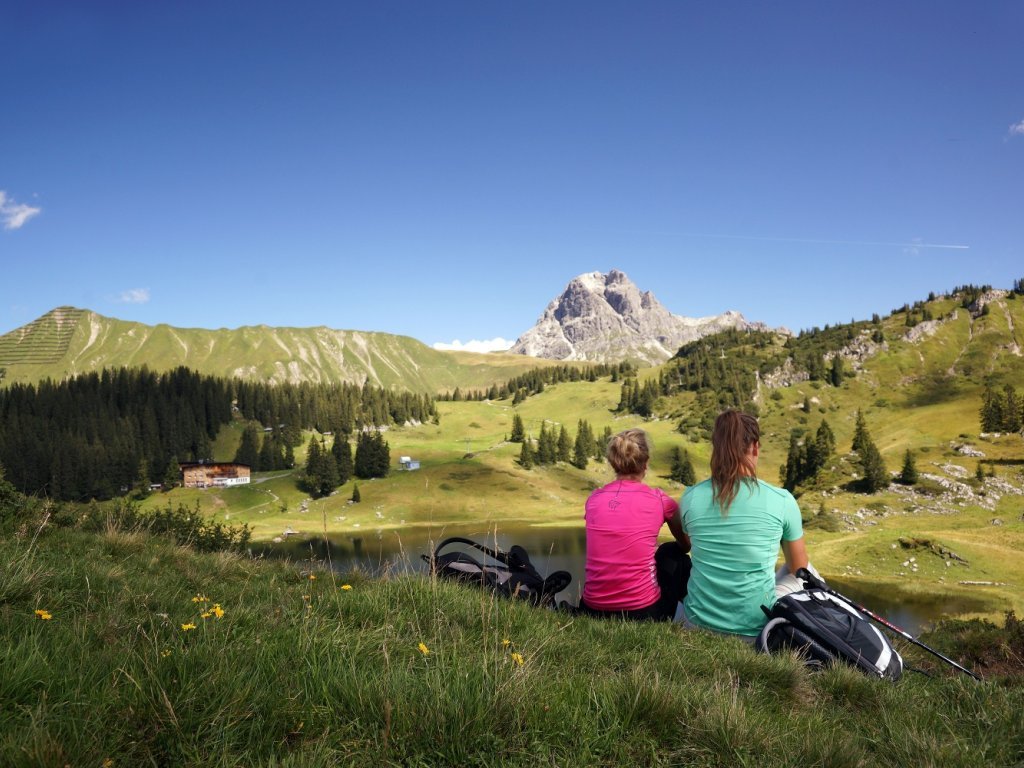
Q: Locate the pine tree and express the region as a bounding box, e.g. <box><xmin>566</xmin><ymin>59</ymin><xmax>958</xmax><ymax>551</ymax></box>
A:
<box><xmin>898</xmin><ymin>449</ymin><xmax>918</xmax><ymax>485</ymax></box>
<box><xmin>305</xmin><ymin>437</ymin><xmax>322</xmax><ymax>477</ymax></box>
<box><xmin>597</xmin><ymin>426</ymin><xmax>613</xmax><ymax>462</ymax></box>
<box><xmin>816</xmin><ymin>419</ymin><xmax>836</xmax><ymax>458</ymax></box>
<box><xmin>975</xmin><ymin>462</ymin><xmax>986</xmax><ymax>482</ymax></box>
<box><xmin>284</xmin><ymin>442</ymin><xmax>295</xmax><ymax>469</ymax></box>
<box><xmin>857</xmin><ymin>440</ymin><xmax>889</xmax><ymax>493</ymax></box>
<box><xmin>351</xmin><ymin>482</ymin><xmax>361</xmax><ymax>503</ymax></box>
<box><xmin>518</xmin><ymin>439</ymin><xmax>534</xmax><ymax>469</ymax></box>
<box><xmin>1004</xmin><ymin>385</ymin><xmax>1022</xmax><ymax>432</ymax></box>
<box><xmin>536</xmin><ymin>422</ymin><xmax>555</xmax><ymax>465</ymax></box>
<box><xmin>509</xmin><ymin>413</ymin><xmax>525</xmax><ymax>443</ymax></box>
<box><xmin>829</xmin><ymin>356</ymin><xmax>845</xmax><ymax>387</ymax></box>
<box><xmin>980</xmin><ymin>384</ymin><xmax>1001</xmax><ymax>433</ymax></box>
<box><xmin>234</xmin><ymin>424</ymin><xmax>261</xmax><ymax>468</ymax></box>
<box><xmin>557</xmin><ymin>425</ymin><xmax>572</xmax><ymax>463</ymax></box>
<box><xmin>163</xmin><ymin>456</ymin><xmax>181</xmax><ymax>489</ymax></box>
<box><xmin>669</xmin><ymin>446</ymin><xmax>696</xmax><ymax>485</ymax></box>
<box><xmin>782</xmin><ymin>433</ymin><xmax>804</xmax><ymax>492</ymax></box>
<box><xmin>332</xmin><ymin>435</ymin><xmax>353</xmax><ymax>485</ymax></box>
<box><xmin>315</xmin><ymin>451</ymin><xmax>339</xmax><ymax>497</ymax></box>
<box><xmin>572</xmin><ymin>433</ymin><xmax>589</xmax><ymax>470</ymax></box>
<box><xmin>851</xmin><ymin>409</ymin><xmax>869</xmax><ymax>454</ymax></box>
<box><xmin>258</xmin><ymin>432</ymin><xmax>277</xmax><ymax>471</ymax></box>
<box><xmin>135</xmin><ymin>458</ymin><xmax>151</xmax><ymax>496</ymax></box>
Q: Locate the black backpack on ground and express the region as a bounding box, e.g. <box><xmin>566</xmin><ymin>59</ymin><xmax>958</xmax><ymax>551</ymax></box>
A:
<box><xmin>422</xmin><ymin>536</ymin><xmax>572</xmax><ymax>607</ymax></box>
<box><xmin>757</xmin><ymin>589</ymin><xmax>904</xmax><ymax>681</ymax></box>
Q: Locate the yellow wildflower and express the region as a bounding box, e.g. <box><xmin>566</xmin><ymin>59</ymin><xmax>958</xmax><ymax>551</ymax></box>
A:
<box><xmin>511</xmin><ymin>652</ymin><xmax>525</xmax><ymax>667</ymax></box>
<box><xmin>341</xmin><ymin>584</ymin><xmax>353</xmax><ymax>591</ymax></box>
<box><xmin>502</xmin><ymin>638</ymin><xmax>511</xmax><ymax>647</ymax></box>
<box><xmin>308</xmin><ymin>574</ymin><xmax>316</xmax><ymax>581</ymax></box>
<box><xmin>201</xmin><ymin>612</ymin><xmax>212</xmax><ymax>619</ymax></box>
<box><xmin>161</xmin><ymin>649</ymin><xmax>172</xmax><ymax>658</ymax></box>
<box><xmin>191</xmin><ymin>595</ymin><xmax>209</xmax><ymax>603</ymax></box>
<box><xmin>102</xmin><ymin>759</ymin><xmax>114</xmax><ymax>768</ymax></box>
<box><xmin>34</xmin><ymin>609</ymin><xmax>53</xmax><ymax>621</ymax></box>
<box><xmin>211</xmin><ymin>604</ymin><xmax>225</xmax><ymax>618</ymax></box>
<box><xmin>181</xmin><ymin>623</ymin><xmax>196</xmax><ymax>631</ymax></box>
<box><xmin>418</xmin><ymin>642</ymin><xmax>430</xmax><ymax>656</ymax></box>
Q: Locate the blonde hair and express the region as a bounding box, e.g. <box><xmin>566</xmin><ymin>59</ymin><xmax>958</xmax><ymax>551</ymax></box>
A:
<box><xmin>606</xmin><ymin>428</ymin><xmax>651</xmax><ymax>477</ymax></box>
<box><xmin>710</xmin><ymin>410</ymin><xmax>760</xmax><ymax>514</ymax></box>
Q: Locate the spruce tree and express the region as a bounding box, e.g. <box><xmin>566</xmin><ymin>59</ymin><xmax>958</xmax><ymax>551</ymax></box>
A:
<box><xmin>557</xmin><ymin>425</ymin><xmax>572</xmax><ymax>463</ymax></box>
<box><xmin>258</xmin><ymin>432</ymin><xmax>277</xmax><ymax>472</ymax></box>
<box><xmin>163</xmin><ymin>456</ymin><xmax>181</xmax><ymax>489</ymax></box>
<box><xmin>509</xmin><ymin>413</ymin><xmax>525</xmax><ymax>443</ymax></box>
<box><xmin>135</xmin><ymin>458</ymin><xmax>151</xmax><ymax>496</ymax></box>
<box><xmin>669</xmin><ymin>446</ymin><xmax>696</xmax><ymax>485</ymax></box>
<box><xmin>597</xmin><ymin>426</ymin><xmax>613</xmax><ymax>462</ymax></box>
<box><xmin>234</xmin><ymin>424</ymin><xmax>261</xmax><ymax>468</ymax></box>
<box><xmin>829</xmin><ymin>356</ymin><xmax>845</xmax><ymax>387</ymax></box>
<box><xmin>1004</xmin><ymin>385</ymin><xmax>1022</xmax><ymax>432</ymax></box>
<box><xmin>305</xmin><ymin>436</ymin><xmax>322</xmax><ymax>477</ymax></box>
<box><xmin>351</xmin><ymin>482</ymin><xmax>361</xmax><ymax>503</ymax></box>
<box><xmin>898</xmin><ymin>449</ymin><xmax>918</xmax><ymax>485</ymax></box>
<box><xmin>851</xmin><ymin>409</ymin><xmax>869</xmax><ymax>454</ymax></box>
<box><xmin>782</xmin><ymin>433</ymin><xmax>804</xmax><ymax>492</ymax></box>
<box><xmin>536</xmin><ymin>422</ymin><xmax>554</xmax><ymax>465</ymax></box>
<box><xmin>572</xmin><ymin>430</ymin><xmax>590</xmax><ymax>470</ymax></box>
<box><xmin>332</xmin><ymin>435</ymin><xmax>353</xmax><ymax>485</ymax></box>
<box><xmin>518</xmin><ymin>439</ymin><xmax>534</xmax><ymax>469</ymax></box>
<box><xmin>315</xmin><ymin>451</ymin><xmax>340</xmax><ymax>497</ymax></box>
<box><xmin>816</xmin><ymin>419</ymin><xmax>836</xmax><ymax>458</ymax></box>
<box><xmin>857</xmin><ymin>440</ymin><xmax>889</xmax><ymax>493</ymax></box>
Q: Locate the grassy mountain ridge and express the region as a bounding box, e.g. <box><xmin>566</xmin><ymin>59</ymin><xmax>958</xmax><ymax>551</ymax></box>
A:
<box><xmin>0</xmin><ymin>307</ymin><xmax>557</xmax><ymax>392</ymax></box>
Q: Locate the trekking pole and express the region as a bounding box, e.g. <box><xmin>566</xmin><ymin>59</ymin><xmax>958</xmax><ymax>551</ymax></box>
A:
<box><xmin>795</xmin><ymin>568</ymin><xmax>982</xmax><ymax>682</ymax></box>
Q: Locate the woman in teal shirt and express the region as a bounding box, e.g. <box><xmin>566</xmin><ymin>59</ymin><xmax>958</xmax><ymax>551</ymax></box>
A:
<box><xmin>681</xmin><ymin>410</ymin><xmax>814</xmax><ymax>639</ymax></box>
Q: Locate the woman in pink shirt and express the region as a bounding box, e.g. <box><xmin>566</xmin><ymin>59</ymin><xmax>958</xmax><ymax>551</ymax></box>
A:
<box><xmin>579</xmin><ymin>428</ymin><xmax>691</xmax><ymax>621</ymax></box>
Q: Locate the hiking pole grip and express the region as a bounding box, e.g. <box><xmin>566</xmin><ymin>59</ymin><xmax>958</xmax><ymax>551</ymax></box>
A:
<box><xmin>795</xmin><ymin>567</ymin><xmax>827</xmax><ymax>591</ymax></box>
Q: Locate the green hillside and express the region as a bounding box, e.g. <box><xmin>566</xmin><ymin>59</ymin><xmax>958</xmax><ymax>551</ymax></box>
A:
<box><xmin>0</xmin><ymin>307</ymin><xmax>555</xmax><ymax>392</ymax></box>
<box><xmin>129</xmin><ymin>288</ymin><xmax>1024</xmax><ymax>624</ymax></box>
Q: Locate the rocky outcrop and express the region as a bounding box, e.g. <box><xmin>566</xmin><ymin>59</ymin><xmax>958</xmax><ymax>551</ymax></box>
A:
<box><xmin>510</xmin><ymin>269</ymin><xmax>768</xmax><ymax>364</ymax></box>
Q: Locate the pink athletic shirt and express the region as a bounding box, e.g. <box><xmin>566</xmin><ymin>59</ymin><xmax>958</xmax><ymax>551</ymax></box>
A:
<box><xmin>582</xmin><ymin>479</ymin><xmax>679</xmax><ymax>611</ymax></box>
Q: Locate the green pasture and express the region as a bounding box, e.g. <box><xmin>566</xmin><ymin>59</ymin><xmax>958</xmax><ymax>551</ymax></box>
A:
<box><xmin>2</xmin><ymin>524</ymin><xmax>1022</xmax><ymax>766</ymax></box>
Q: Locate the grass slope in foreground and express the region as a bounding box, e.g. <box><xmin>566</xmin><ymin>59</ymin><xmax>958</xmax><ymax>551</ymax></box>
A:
<box><xmin>3</xmin><ymin>525</ymin><xmax>1023</xmax><ymax>767</ymax></box>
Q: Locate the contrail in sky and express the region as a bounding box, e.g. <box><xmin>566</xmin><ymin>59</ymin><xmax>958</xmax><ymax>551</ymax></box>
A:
<box><xmin>668</xmin><ymin>232</ymin><xmax>970</xmax><ymax>249</ymax></box>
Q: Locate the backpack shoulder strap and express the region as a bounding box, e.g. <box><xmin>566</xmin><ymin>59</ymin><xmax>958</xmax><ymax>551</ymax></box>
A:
<box><xmin>432</xmin><ymin>536</ymin><xmax>515</xmax><ymax>568</ymax></box>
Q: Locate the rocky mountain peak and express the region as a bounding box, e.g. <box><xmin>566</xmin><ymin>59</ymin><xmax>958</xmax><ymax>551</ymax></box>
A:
<box><xmin>510</xmin><ymin>270</ymin><xmax>766</xmax><ymax>364</ymax></box>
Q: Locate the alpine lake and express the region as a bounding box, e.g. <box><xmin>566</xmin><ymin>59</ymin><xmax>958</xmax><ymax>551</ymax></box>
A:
<box><xmin>260</xmin><ymin>523</ymin><xmax>995</xmax><ymax>636</ymax></box>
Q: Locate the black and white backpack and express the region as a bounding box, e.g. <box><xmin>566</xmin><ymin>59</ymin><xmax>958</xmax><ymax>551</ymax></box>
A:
<box><xmin>422</xmin><ymin>536</ymin><xmax>572</xmax><ymax>607</ymax></box>
<box><xmin>757</xmin><ymin>589</ymin><xmax>904</xmax><ymax>681</ymax></box>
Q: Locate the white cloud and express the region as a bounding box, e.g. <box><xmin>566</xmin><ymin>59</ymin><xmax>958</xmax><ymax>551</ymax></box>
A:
<box><xmin>0</xmin><ymin>190</ymin><xmax>42</xmax><ymax>231</ymax></box>
<box><xmin>117</xmin><ymin>288</ymin><xmax>151</xmax><ymax>304</ymax></box>
<box><xmin>1010</xmin><ymin>119</ymin><xmax>1024</xmax><ymax>138</ymax></box>
<box><xmin>432</xmin><ymin>337</ymin><xmax>514</xmax><ymax>353</ymax></box>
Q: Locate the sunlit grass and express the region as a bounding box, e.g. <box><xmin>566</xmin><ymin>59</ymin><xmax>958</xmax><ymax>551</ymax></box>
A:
<box><xmin>1</xmin><ymin>525</ymin><xmax>1022</xmax><ymax>766</ymax></box>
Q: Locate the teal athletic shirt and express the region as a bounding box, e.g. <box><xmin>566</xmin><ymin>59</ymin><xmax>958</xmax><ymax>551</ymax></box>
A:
<box><xmin>681</xmin><ymin>478</ymin><xmax>803</xmax><ymax>636</ymax></box>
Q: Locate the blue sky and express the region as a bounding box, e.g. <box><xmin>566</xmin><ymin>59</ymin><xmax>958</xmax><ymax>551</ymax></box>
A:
<box><xmin>2</xmin><ymin>2</ymin><xmax>1022</xmax><ymax>351</ymax></box>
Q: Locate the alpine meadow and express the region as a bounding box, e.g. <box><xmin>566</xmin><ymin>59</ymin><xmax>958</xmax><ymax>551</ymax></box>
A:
<box><xmin>2</xmin><ymin>282</ymin><xmax>1024</xmax><ymax>765</ymax></box>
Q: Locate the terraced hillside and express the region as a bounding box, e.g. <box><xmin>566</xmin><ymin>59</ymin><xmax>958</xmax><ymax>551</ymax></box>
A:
<box><xmin>0</xmin><ymin>308</ymin><xmax>555</xmax><ymax>391</ymax></box>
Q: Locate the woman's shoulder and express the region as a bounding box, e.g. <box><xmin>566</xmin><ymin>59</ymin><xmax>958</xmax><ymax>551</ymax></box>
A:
<box><xmin>682</xmin><ymin>478</ymin><xmax>712</xmax><ymax>500</ymax></box>
<box><xmin>755</xmin><ymin>479</ymin><xmax>797</xmax><ymax>504</ymax></box>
